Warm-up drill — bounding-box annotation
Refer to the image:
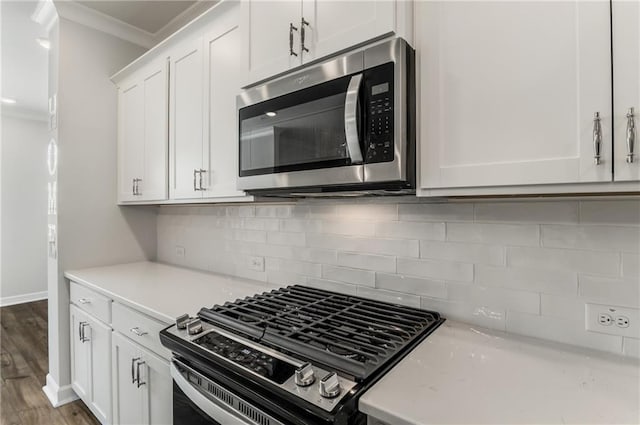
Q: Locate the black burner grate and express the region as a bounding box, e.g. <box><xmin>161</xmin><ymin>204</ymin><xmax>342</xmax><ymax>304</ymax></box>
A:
<box><xmin>198</xmin><ymin>285</ymin><xmax>442</xmax><ymax>380</ymax></box>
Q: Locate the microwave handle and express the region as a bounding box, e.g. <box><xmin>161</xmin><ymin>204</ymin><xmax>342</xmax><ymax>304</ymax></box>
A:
<box><xmin>344</xmin><ymin>73</ymin><xmax>364</xmax><ymax>164</ymax></box>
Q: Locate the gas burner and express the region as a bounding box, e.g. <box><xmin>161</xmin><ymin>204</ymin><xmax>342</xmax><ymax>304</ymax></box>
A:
<box><xmin>326</xmin><ymin>344</ymin><xmax>360</xmax><ymax>359</ymax></box>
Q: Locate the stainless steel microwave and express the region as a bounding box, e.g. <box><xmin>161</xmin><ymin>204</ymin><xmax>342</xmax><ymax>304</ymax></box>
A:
<box><xmin>237</xmin><ymin>38</ymin><xmax>415</xmax><ymax>196</ymax></box>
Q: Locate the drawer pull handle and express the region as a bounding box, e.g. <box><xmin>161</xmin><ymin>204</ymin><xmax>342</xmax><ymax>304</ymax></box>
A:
<box><xmin>78</xmin><ymin>298</ymin><xmax>91</xmax><ymax>304</ymax></box>
<box><xmin>130</xmin><ymin>327</ymin><xmax>148</xmax><ymax>337</ymax></box>
<box><xmin>593</xmin><ymin>112</ymin><xmax>603</xmax><ymax>165</ymax></box>
<box><xmin>131</xmin><ymin>357</ymin><xmax>140</xmax><ymax>384</ymax></box>
<box><xmin>79</xmin><ymin>322</ymin><xmax>90</xmax><ymax>343</ymax></box>
<box><xmin>626</xmin><ymin>107</ymin><xmax>636</xmax><ymax>163</ymax></box>
<box><xmin>136</xmin><ymin>360</ymin><xmax>146</xmax><ymax>387</ymax></box>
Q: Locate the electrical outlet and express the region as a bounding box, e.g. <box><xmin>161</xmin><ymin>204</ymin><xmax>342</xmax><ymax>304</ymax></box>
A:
<box><xmin>175</xmin><ymin>246</ymin><xmax>185</xmax><ymax>258</ymax></box>
<box><xmin>585</xmin><ymin>303</ymin><xmax>639</xmax><ymax>338</ymax></box>
<box><xmin>248</xmin><ymin>256</ymin><xmax>264</xmax><ymax>272</ymax></box>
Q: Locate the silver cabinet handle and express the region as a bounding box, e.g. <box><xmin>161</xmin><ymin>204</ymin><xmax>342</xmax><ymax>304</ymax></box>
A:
<box><xmin>300</xmin><ymin>18</ymin><xmax>310</xmax><ymax>53</ymax></box>
<box><xmin>136</xmin><ymin>360</ymin><xmax>146</xmax><ymax>387</ymax></box>
<box><xmin>289</xmin><ymin>23</ymin><xmax>298</xmax><ymax>57</ymax></box>
<box><xmin>136</xmin><ymin>178</ymin><xmax>142</xmax><ymax>196</ymax></box>
<box><xmin>80</xmin><ymin>322</ymin><xmax>90</xmax><ymax>343</ymax></box>
<box><xmin>199</xmin><ymin>169</ymin><xmax>206</xmax><ymax>191</ymax></box>
<box><xmin>78</xmin><ymin>322</ymin><xmax>83</xmax><ymax>341</ymax></box>
<box><xmin>593</xmin><ymin>112</ymin><xmax>603</xmax><ymax>165</ymax></box>
<box><xmin>626</xmin><ymin>107</ymin><xmax>636</xmax><ymax>163</ymax></box>
<box><xmin>132</xmin><ymin>178</ymin><xmax>136</xmax><ymax>195</ymax></box>
<box><xmin>129</xmin><ymin>327</ymin><xmax>148</xmax><ymax>337</ymax></box>
<box><xmin>78</xmin><ymin>298</ymin><xmax>91</xmax><ymax>304</ymax></box>
<box><xmin>193</xmin><ymin>169</ymin><xmax>199</xmax><ymax>191</ymax></box>
<box><xmin>344</xmin><ymin>73</ymin><xmax>364</xmax><ymax>164</ymax></box>
<box><xmin>131</xmin><ymin>357</ymin><xmax>140</xmax><ymax>384</ymax></box>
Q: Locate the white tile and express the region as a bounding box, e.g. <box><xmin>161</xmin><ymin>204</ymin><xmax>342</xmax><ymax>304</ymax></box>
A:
<box><xmin>336</xmin><ymin>203</ymin><xmax>398</xmax><ymax>221</ymax></box>
<box><xmin>506</xmin><ymin>311</ymin><xmax>623</xmax><ymax>354</ymax></box>
<box><xmin>622</xmin><ymin>253</ymin><xmax>640</xmax><ymax>281</ymax></box>
<box><xmin>580</xmin><ymin>200</ymin><xmax>640</xmax><ymax>226</ymax></box>
<box><xmin>421</xmin><ymin>241</ymin><xmax>504</xmax><ymax>266</ymax></box>
<box><xmin>622</xmin><ymin>338</ymin><xmax>640</xmax><ymax>358</ymax></box>
<box><xmin>356</xmin><ymin>287</ymin><xmax>421</xmax><ymax>308</ymax></box>
<box><xmin>226</xmin><ymin>206</ymin><xmax>255</xmax><ymax>217</ymax></box>
<box><xmin>305</xmin><ymin>279</ymin><xmax>357</xmax><ymax>295</ymax></box>
<box><xmin>376</xmin><ymin>273</ymin><xmax>447</xmax><ymax>299</ymax></box>
<box><xmin>234</xmin><ymin>267</ymin><xmax>267</xmax><ymax>282</ymax></box>
<box><xmin>286</xmin><ymin>247</ymin><xmax>337</xmax><ymax>264</ymax></box>
<box><xmin>398</xmin><ymin>203</ymin><xmax>474</xmax><ymax>222</ymax></box>
<box><xmin>232</xmin><ymin>229</ymin><xmax>267</xmax><ymax>243</ymax></box>
<box><xmin>420</xmin><ymin>297</ymin><xmax>506</xmax><ymax>331</ymax></box>
<box><xmin>267</xmin><ymin>231</ymin><xmax>306</xmax><ymax>246</ymax></box>
<box><xmin>255</xmin><ymin>205</ymin><xmax>293</xmax><ymax>218</ymax></box>
<box><xmin>448</xmin><ymin>283</ymin><xmax>540</xmax><ymax>315</ymax></box>
<box><xmin>540</xmin><ymin>294</ymin><xmax>586</xmax><ymax>320</ymax></box>
<box><xmin>397</xmin><ymin>258</ymin><xmax>473</xmax><ymax>282</ymax></box>
<box><xmin>579</xmin><ymin>275</ymin><xmax>640</xmax><ymax>308</ymax></box>
<box><xmin>338</xmin><ymin>252</ymin><xmax>396</xmax><ymax>273</ymax></box>
<box><xmin>225</xmin><ymin>240</ymin><xmax>293</xmax><ymax>259</ymax></box>
<box><xmin>305</xmin><ymin>204</ymin><xmax>336</xmax><ymax>219</ymax></box>
<box><xmin>508</xmin><ymin>246</ymin><xmax>621</xmax><ymax>276</ymax></box>
<box><xmin>322</xmin><ymin>265</ymin><xmax>375</xmax><ymax>286</ymax></box>
<box><xmin>320</xmin><ymin>220</ymin><xmax>376</xmax><ymax>236</ymax></box>
<box><xmin>375</xmin><ymin>221</ymin><xmax>445</xmax><ymax>240</ymax></box>
<box><xmin>266</xmin><ymin>270</ymin><xmax>307</xmax><ymax>286</ymax></box>
<box><xmin>307</xmin><ymin>233</ymin><xmax>419</xmax><ymax>257</ymax></box>
<box><xmin>475</xmin><ymin>265</ymin><xmax>578</xmax><ymax>295</ymax></box>
<box><xmin>447</xmin><ymin>223</ymin><xmax>540</xmax><ymax>247</ymax></box>
<box><xmin>242</xmin><ymin>218</ymin><xmax>280</xmax><ymax>231</ymax></box>
<box><xmin>475</xmin><ymin>201</ymin><xmax>579</xmax><ymax>224</ymax></box>
<box><xmin>542</xmin><ymin>225</ymin><xmax>640</xmax><ymax>253</ymax></box>
<box><xmin>265</xmin><ymin>258</ymin><xmax>322</xmax><ymax>277</ymax></box>
<box><xmin>279</xmin><ymin>218</ymin><xmax>321</xmax><ymax>233</ymax></box>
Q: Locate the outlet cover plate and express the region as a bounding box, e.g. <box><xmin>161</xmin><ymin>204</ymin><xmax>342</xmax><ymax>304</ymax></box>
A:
<box><xmin>585</xmin><ymin>303</ymin><xmax>640</xmax><ymax>339</ymax></box>
<box><xmin>248</xmin><ymin>256</ymin><xmax>264</xmax><ymax>272</ymax></box>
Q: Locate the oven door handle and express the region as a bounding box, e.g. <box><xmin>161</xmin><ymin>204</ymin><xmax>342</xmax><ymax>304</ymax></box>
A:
<box><xmin>344</xmin><ymin>73</ymin><xmax>364</xmax><ymax>164</ymax></box>
<box><xmin>170</xmin><ymin>359</ymin><xmax>250</xmax><ymax>425</ymax></box>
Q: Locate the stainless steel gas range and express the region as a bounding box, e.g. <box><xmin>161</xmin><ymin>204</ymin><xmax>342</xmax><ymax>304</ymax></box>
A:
<box><xmin>159</xmin><ymin>285</ymin><xmax>444</xmax><ymax>425</ymax></box>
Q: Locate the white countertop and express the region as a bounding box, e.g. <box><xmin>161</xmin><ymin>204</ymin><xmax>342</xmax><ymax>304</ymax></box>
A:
<box><xmin>65</xmin><ymin>261</ymin><xmax>277</xmax><ymax>324</ymax></box>
<box><xmin>359</xmin><ymin>321</ymin><xmax>640</xmax><ymax>425</ymax></box>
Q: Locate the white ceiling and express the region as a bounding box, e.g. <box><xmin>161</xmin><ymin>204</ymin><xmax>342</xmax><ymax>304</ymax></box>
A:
<box><xmin>1</xmin><ymin>1</ymin><xmax>49</xmax><ymax>119</ymax></box>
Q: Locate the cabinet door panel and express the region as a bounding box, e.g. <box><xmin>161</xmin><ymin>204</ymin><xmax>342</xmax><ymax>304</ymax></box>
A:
<box><xmin>140</xmin><ymin>348</ymin><xmax>172</xmax><ymax>425</ymax></box>
<box><xmin>170</xmin><ymin>38</ymin><xmax>205</xmax><ymax>199</ymax></box>
<box><xmin>142</xmin><ymin>62</ymin><xmax>169</xmax><ymax>201</ymax></box>
<box><xmin>204</xmin><ymin>23</ymin><xmax>246</xmax><ymax>198</ymax></box>
<box><xmin>88</xmin><ymin>316</ymin><xmax>111</xmax><ymax>424</ymax></box>
<box><xmin>613</xmin><ymin>0</ymin><xmax>640</xmax><ymax>182</ymax></box>
<box><xmin>418</xmin><ymin>1</ymin><xmax>611</xmax><ymax>189</ymax></box>
<box><xmin>302</xmin><ymin>0</ymin><xmax>395</xmax><ymax>63</ymax></box>
<box><xmin>112</xmin><ymin>333</ymin><xmax>144</xmax><ymax>425</ymax></box>
<box><xmin>118</xmin><ymin>82</ymin><xmax>144</xmax><ymax>202</ymax></box>
<box><xmin>242</xmin><ymin>0</ymin><xmax>301</xmax><ymax>85</ymax></box>
<box><xmin>70</xmin><ymin>305</ymin><xmax>90</xmax><ymax>401</ymax></box>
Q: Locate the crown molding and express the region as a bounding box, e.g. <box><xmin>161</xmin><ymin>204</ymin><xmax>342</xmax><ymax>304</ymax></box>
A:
<box><xmin>52</xmin><ymin>0</ymin><xmax>156</xmax><ymax>49</ymax></box>
<box><xmin>154</xmin><ymin>1</ymin><xmax>219</xmax><ymax>43</ymax></box>
<box><xmin>31</xmin><ymin>0</ymin><xmax>58</xmax><ymax>32</ymax></box>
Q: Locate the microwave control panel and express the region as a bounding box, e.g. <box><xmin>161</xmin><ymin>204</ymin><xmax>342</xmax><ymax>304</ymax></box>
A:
<box><xmin>365</xmin><ymin>63</ymin><xmax>394</xmax><ymax>164</ymax></box>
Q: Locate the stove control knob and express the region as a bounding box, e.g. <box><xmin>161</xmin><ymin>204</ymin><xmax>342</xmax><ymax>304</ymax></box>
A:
<box><xmin>186</xmin><ymin>318</ymin><xmax>203</xmax><ymax>335</ymax></box>
<box><xmin>294</xmin><ymin>363</ymin><xmax>315</xmax><ymax>387</ymax></box>
<box><xmin>176</xmin><ymin>314</ymin><xmax>190</xmax><ymax>330</ymax></box>
<box><xmin>318</xmin><ymin>372</ymin><xmax>341</xmax><ymax>398</ymax></box>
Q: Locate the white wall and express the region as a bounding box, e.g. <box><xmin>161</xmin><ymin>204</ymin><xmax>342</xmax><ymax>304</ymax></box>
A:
<box><xmin>44</xmin><ymin>17</ymin><xmax>157</xmax><ymax>406</ymax></box>
<box><xmin>157</xmin><ymin>199</ymin><xmax>640</xmax><ymax>358</ymax></box>
<box><xmin>0</xmin><ymin>115</ymin><xmax>49</xmax><ymax>305</ymax></box>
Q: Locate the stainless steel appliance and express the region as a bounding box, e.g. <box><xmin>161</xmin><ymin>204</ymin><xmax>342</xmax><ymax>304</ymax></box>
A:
<box><xmin>237</xmin><ymin>38</ymin><xmax>415</xmax><ymax>196</ymax></box>
<box><xmin>160</xmin><ymin>285</ymin><xmax>443</xmax><ymax>425</ymax></box>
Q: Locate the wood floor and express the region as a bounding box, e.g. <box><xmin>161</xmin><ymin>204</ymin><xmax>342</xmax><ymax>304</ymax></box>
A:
<box><xmin>1</xmin><ymin>300</ymin><xmax>100</xmax><ymax>425</ymax></box>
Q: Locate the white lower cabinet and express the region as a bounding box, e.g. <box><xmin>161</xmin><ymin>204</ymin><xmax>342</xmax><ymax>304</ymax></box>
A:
<box><xmin>70</xmin><ymin>304</ymin><xmax>112</xmax><ymax>424</ymax></box>
<box><xmin>112</xmin><ymin>319</ymin><xmax>172</xmax><ymax>425</ymax></box>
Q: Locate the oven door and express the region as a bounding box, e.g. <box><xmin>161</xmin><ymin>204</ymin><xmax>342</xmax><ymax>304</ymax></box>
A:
<box><xmin>171</xmin><ymin>358</ymin><xmax>286</xmax><ymax>425</ymax></box>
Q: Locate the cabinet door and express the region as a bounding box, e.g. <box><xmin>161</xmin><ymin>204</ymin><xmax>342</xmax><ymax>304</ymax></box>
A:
<box><xmin>301</xmin><ymin>0</ymin><xmax>395</xmax><ymax>63</ymax></box>
<box><xmin>87</xmin><ymin>315</ymin><xmax>112</xmax><ymax>424</ymax></box>
<box><xmin>613</xmin><ymin>0</ymin><xmax>640</xmax><ymax>182</ymax></box>
<box><xmin>203</xmin><ymin>19</ymin><xmax>247</xmax><ymax>199</ymax></box>
<box><xmin>241</xmin><ymin>0</ymin><xmax>302</xmax><ymax>86</ymax></box>
<box><xmin>70</xmin><ymin>305</ymin><xmax>90</xmax><ymax>401</ymax></box>
<box><xmin>169</xmin><ymin>37</ymin><xmax>205</xmax><ymax>200</ymax></box>
<box><xmin>112</xmin><ymin>332</ymin><xmax>144</xmax><ymax>425</ymax></box>
<box><xmin>140</xmin><ymin>347</ymin><xmax>172</xmax><ymax>425</ymax></box>
<box><xmin>141</xmin><ymin>61</ymin><xmax>169</xmax><ymax>201</ymax></box>
<box><xmin>418</xmin><ymin>1</ymin><xmax>612</xmax><ymax>189</ymax></box>
<box><xmin>117</xmin><ymin>80</ymin><xmax>145</xmax><ymax>202</ymax></box>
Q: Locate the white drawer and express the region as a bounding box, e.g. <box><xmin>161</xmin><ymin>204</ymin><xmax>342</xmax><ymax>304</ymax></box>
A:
<box><xmin>70</xmin><ymin>281</ymin><xmax>112</xmax><ymax>324</ymax></box>
<box><xmin>112</xmin><ymin>302</ymin><xmax>171</xmax><ymax>359</ymax></box>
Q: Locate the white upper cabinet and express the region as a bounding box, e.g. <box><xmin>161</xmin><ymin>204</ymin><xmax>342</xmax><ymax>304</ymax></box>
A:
<box><xmin>417</xmin><ymin>1</ymin><xmax>613</xmax><ymax>191</ymax></box>
<box><xmin>613</xmin><ymin>0</ymin><xmax>640</xmax><ymax>182</ymax></box>
<box><xmin>169</xmin><ymin>37</ymin><xmax>205</xmax><ymax>200</ymax></box>
<box><xmin>242</xmin><ymin>0</ymin><xmax>408</xmax><ymax>86</ymax></box>
<box><xmin>116</xmin><ymin>59</ymin><xmax>168</xmax><ymax>203</ymax></box>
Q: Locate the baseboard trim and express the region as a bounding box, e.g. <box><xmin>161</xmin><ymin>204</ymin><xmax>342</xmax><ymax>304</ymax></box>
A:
<box><xmin>0</xmin><ymin>291</ymin><xmax>48</xmax><ymax>307</ymax></box>
<box><xmin>42</xmin><ymin>374</ymin><xmax>78</xmax><ymax>407</ymax></box>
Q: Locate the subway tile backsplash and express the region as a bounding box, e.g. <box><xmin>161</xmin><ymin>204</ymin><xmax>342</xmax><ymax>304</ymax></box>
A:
<box><xmin>157</xmin><ymin>199</ymin><xmax>640</xmax><ymax>357</ymax></box>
